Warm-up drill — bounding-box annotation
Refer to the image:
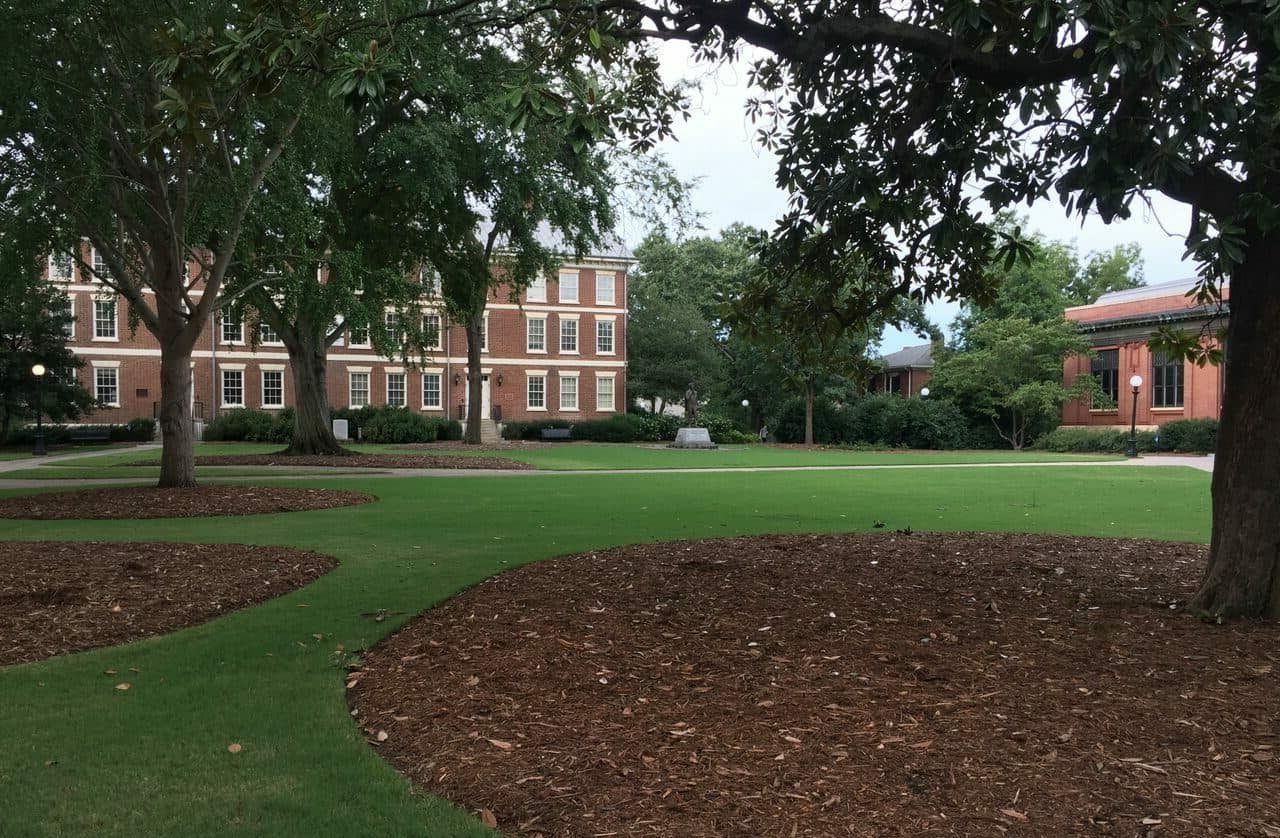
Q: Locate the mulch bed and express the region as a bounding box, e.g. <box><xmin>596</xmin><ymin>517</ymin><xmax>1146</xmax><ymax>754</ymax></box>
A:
<box><xmin>131</xmin><ymin>453</ymin><xmax>534</xmax><ymax>470</ymax></box>
<box><xmin>350</xmin><ymin>532</ymin><xmax>1279</xmax><ymax>838</ymax></box>
<box><xmin>0</xmin><ymin>486</ymin><xmax>374</xmax><ymax>520</ymax></box>
<box><xmin>0</xmin><ymin>541</ymin><xmax>334</xmax><ymax>666</ymax></box>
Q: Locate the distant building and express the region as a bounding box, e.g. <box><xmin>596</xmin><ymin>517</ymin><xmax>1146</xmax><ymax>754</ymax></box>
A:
<box><xmin>45</xmin><ymin>237</ymin><xmax>632</xmax><ymax>434</ymax></box>
<box><xmin>1062</xmin><ymin>278</ymin><xmax>1228</xmax><ymax>427</ymax></box>
<box><xmin>868</xmin><ymin>343</ymin><xmax>934</xmax><ymax>398</ymax></box>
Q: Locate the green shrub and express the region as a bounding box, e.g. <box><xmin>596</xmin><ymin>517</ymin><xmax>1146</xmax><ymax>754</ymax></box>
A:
<box><xmin>429</xmin><ymin>418</ymin><xmax>464</xmax><ymax>441</ymax></box>
<box><xmin>1155</xmin><ymin>418</ymin><xmax>1217</xmax><ymax>453</ymax></box>
<box><xmin>632</xmin><ymin>413</ymin><xmax>681</xmax><ymax>442</ymax></box>
<box><xmin>1032</xmin><ymin>426</ymin><xmax>1158</xmax><ymax>453</ymax></box>
<box><xmin>571</xmin><ymin>415</ymin><xmax>639</xmax><ymax>442</ymax></box>
<box><xmin>501</xmin><ymin>419</ymin><xmax>572</xmax><ymax>440</ymax></box>
<box><xmin>896</xmin><ymin>398</ymin><xmax>971</xmax><ymax>450</ymax></box>
<box><xmin>772</xmin><ymin>397</ymin><xmax>844</xmax><ymax>444</ymax></box>
<box><xmin>360</xmin><ymin>408</ymin><xmax>438</xmax><ymax>444</ymax></box>
<box><xmin>6</xmin><ymin>420</ymin><xmax>161</xmax><ymax>445</ymax></box>
<box><xmin>204</xmin><ymin>409</ymin><xmax>282</xmax><ymax>442</ymax></box>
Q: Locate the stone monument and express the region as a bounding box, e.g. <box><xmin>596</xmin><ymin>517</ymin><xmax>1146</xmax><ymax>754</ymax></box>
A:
<box><xmin>671</xmin><ymin>382</ymin><xmax>717</xmax><ymax>448</ymax></box>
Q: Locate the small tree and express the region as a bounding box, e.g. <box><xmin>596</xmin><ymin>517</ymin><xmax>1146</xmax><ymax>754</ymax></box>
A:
<box><xmin>0</xmin><ymin>252</ymin><xmax>94</xmax><ymax>439</ymax></box>
<box><xmin>931</xmin><ymin>318</ymin><xmax>1099</xmax><ymax>450</ymax></box>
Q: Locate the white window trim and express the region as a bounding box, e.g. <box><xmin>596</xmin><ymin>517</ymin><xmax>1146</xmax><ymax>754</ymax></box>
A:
<box><xmin>559</xmin><ymin>371</ymin><xmax>580</xmax><ymax>412</ymax></box>
<box><xmin>49</xmin><ymin>252</ymin><xmax>75</xmax><ymax>282</ymax></box>
<box><xmin>527</xmin><ymin>273</ymin><xmax>548</xmax><ymax>303</ymax></box>
<box><xmin>261</xmin><ymin>366</ymin><xmax>285</xmax><ymax>408</ymax></box>
<box><xmin>596</xmin><ymin>371</ymin><xmax>617</xmax><ymax>412</ymax></box>
<box><xmin>92</xmin><ymin>297</ymin><xmax>119</xmax><ymax>342</ymax></box>
<box><xmin>559</xmin><ymin>314</ymin><xmax>580</xmax><ymax>355</ymax></box>
<box><xmin>63</xmin><ymin>293</ymin><xmax>76</xmax><ymax>340</ymax></box>
<box><xmin>422</xmin><ymin>311</ymin><xmax>444</xmax><ymax>351</ymax></box>
<box><xmin>386</xmin><ymin>369</ymin><xmax>407</xmax><ymax>407</ymax></box>
<box><xmin>527</xmin><ymin>315</ymin><xmax>548</xmax><ymax>354</ymax></box>
<box><xmin>259</xmin><ymin>321</ymin><xmax>284</xmax><ymax>346</ymax></box>
<box><xmin>595</xmin><ymin>272</ymin><xmax>616</xmax><ymax>306</ymax></box>
<box><xmin>348</xmin><ymin>369</ymin><xmax>372</xmax><ymax>408</ymax></box>
<box><xmin>421</xmin><ymin>370</ymin><xmax>443</xmax><ymax>410</ymax></box>
<box><xmin>558</xmin><ymin>270</ymin><xmax>579</xmax><ymax>304</ymax></box>
<box><xmin>221</xmin><ymin>312</ymin><xmax>245</xmax><ymax>345</ymax></box>
<box><xmin>595</xmin><ymin>317</ymin><xmax>616</xmax><ymax>356</ymax></box>
<box><xmin>481</xmin><ymin>312</ymin><xmax>489</xmax><ymax>353</ymax></box>
<box><xmin>220</xmin><ymin>368</ymin><xmax>246</xmax><ymax>408</ymax></box>
<box><xmin>90</xmin><ymin>247</ymin><xmax>108</xmax><ymax>283</ymax></box>
<box><xmin>527</xmin><ymin>370</ymin><xmax>548</xmax><ymax>412</ymax></box>
<box><xmin>348</xmin><ymin>321</ymin><xmax>371</xmax><ymax>348</ymax></box>
<box><xmin>91</xmin><ymin>363</ymin><xmax>121</xmax><ymax>407</ymax></box>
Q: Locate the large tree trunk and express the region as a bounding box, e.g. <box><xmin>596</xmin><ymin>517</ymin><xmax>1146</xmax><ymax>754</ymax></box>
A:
<box><xmin>1191</xmin><ymin>241</ymin><xmax>1280</xmax><ymax>620</ymax></box>
<box><xmin>287</xmin><ymin>337</ymin><xmax>344</xmax><ymax>455</ymax></box>
<box><xmin>463</xmin><ymin>318</ymin><xmax>484</xmax><ymax>445</ymax></box>
<box><xmin>157</xmin><ymin>346</ymin><xmax>197</xmax><ymax>488</ymax></box>
<box><xmin>804</xmin><ymin>377</ymin><xmax>815</xmax><ymax>445</ymax></box>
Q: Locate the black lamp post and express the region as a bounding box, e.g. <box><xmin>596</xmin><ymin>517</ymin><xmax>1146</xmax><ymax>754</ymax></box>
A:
<box><xmin>1125</xmin><ymin>374</ymin><xmax>1143</xmax><ymax>458</ymax></box>
<box><xmin>31</xmin><ymin>363</ymin><xmax>47</xmax><ymax>456</ymax></box>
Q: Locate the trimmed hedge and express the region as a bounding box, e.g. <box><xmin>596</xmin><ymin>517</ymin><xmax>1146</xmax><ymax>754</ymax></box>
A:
<box><xmin>772</xmin><ymin>394</ymin><xmax>972</xmax><ymax>449</ymax></box>
<box><xmin>6</xmin><ymin>418</ymin><xmax>157</xmax><ymax>445</ymax></box>
<box><xmin>1155</xmin><ymin>418</ymin><xmax>1217</xmax><ymax>453</ymax></box>
<box><xmin>1033</xmin><ymin>419</ymin><xmax>1217</xmax><ymax>454</ymax></box>
<box><xmin>329</xmin><ymin>406</ymin><xmax>460</xmax><ymax>443</ymax></box>
<box><xmin>571</xmin><ymin>415</ymin><xmax>640</xmax><ymax>442</ymax></box>
<box><xmin>203</xmin><ymin>408</ymin><xmax>292</xmax><ymax>443</ymax></box>
<box><xmin>501</xmin><ymin>419</ymin><xmax>572</xmax><ymax>441</ymax></box>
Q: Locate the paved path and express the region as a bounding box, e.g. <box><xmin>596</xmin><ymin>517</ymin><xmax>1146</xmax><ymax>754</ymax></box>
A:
<box><xmin>0</xmin><ymin>450</ymin><xmax>1214</xmax><ymax>490</ymax></box>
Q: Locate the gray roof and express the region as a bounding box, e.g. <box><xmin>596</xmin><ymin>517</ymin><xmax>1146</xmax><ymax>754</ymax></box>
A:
<box><xmin>477</xmin><ymin>220</ymin><xmax>633</xmax><ymax>262</ymax></box>
<box><xmin>879</xmin><ymin>343</ymin><xmax>934</xmax><ymax>370</ymax></box>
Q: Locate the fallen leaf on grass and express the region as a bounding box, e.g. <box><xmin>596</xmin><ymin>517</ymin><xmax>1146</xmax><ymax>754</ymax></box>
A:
<box><xmin>479</xmin><ymin>808</ymin><xmax>498</xmax><ymax>828</ymax></box>
<box><xmin>227</xmin><ymin>743</ymin><xmax>242</xmax><ymax>754</ymax></box>
<box><xmin>115</xmin><ymin>682</ymin><xmax>131</xmax><ymax>691</ymax></box>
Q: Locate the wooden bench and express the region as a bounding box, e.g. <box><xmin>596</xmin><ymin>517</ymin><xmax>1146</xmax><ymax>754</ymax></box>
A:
<box><xmin>69</xmin><ymin>428</ymin><xmax>111</xmax><ymax>444</ymax></box>
<box><xmin>539</xmin><ymin>428</ymin><xmax>572</xmax><ymax>441</ymax></box>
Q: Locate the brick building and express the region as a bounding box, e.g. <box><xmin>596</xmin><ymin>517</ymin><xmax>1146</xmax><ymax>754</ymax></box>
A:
<box><xmin>1062</xmin><ymin>278</ymin><xmax>1228</xmax><ymax>427</ymax></box>
<box><xmin>46</xmin><ymin>241</ymin><xmax>632</xmax><ymax>433</ymax></box>
<box><xmin>867</xmin><ymin>343</ymin><xmax>934</xmax><ymax>398</ymax></box>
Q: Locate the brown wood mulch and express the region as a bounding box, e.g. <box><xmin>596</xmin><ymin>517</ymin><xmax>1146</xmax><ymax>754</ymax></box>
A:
<box><xmin>0</xmin><ymin>541</ymin><xmax>334</xmax><ymax>666</ymax></box>
<box><xmin>349</xmin><ymin>532</ymin><xmax>1280</xmax><ymax>838</ymax></box>
<box><xmin>0</xmin><ymin>486</ymin><xmax>374</xmax><ymax>520</ymax></box>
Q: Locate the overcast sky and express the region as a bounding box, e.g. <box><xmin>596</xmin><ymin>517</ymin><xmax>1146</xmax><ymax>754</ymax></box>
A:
<box><xmin>639</xmin><ymin>43</ymin><xmax>1197</xmax><ymax>354</ymax></box>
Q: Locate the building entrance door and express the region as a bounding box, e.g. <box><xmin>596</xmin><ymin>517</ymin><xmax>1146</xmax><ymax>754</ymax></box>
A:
<box><xmin>465</xmin><ymin>374</ymin><xmax>491</xmax><ymax>419</ymax></box>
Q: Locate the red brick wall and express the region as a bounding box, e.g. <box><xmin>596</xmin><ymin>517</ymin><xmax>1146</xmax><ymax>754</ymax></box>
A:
<box><xmin>1061</xmin><ymin>339</ymin><xmax>1223</xmax><ymax>427</ymax></box>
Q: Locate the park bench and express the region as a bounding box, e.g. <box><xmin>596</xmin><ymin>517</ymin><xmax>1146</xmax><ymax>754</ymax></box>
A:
<box><xmin>69</xmin><ymin>428</ymin><xmax>111</xmax><ymax>444</ymax></box>
<box><xmin>540</xmin><ymin>428</ymin><xmax>572</xmax><ymax>441</ymax></box>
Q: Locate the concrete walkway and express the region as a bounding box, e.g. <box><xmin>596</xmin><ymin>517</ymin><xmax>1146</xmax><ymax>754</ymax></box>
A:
<box><xmin>0</xmin><ymin>443</ymin><xmax>162</xmax><ymax>474</ymax></box>
<box><xmin>0</xmin><ymin>450</ymin><xmax>1215</xmax><ymax>490</ymax></box>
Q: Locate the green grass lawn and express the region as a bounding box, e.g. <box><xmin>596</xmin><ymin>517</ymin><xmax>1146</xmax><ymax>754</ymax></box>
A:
<box><xmin>1</xmin><ymin>441</ymin><xmax>1120</xmax><ymax>480</ymax></box>
<box><xmin>0</xmin><ymin>465</ymin><xmax>1209</xmax><ymax>837</ymax></box>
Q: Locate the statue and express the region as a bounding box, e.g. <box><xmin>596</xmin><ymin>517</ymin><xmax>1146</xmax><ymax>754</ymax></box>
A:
<box><xmin>683</xmin><ymin>382</ymin><xmax>699</xmax><ymax>423</ymax></box>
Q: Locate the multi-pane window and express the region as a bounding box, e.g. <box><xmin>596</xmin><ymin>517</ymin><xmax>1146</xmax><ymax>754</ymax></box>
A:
<box><xmin>527</xmin><ymin>375</ymin><xmax>546</xmax><ymax>409</ymax></box>
<box><xmin>422</xmin><ymin>313</ymin><xmax>442</xmax><ymax>350</ymax></box>
<box><xmin>596</xmin><ymin>320</ymin><xmax>614</xmax><ymax>354</ymax></box>
<box><xmin>597</xmin><ymin>375</ymin><xmax>615</xmax><ymax>411</ymax></box>
<box><xmin>91</xmin><ymin>248</ymin><xmax>109</xmax><ymax>281</ymax></box>
<box><xmin>349</xmin><ymin>322</ymin><xmax>370</xmax><ymax>346</ymax></box>
<box><xmin>1092</xmin><ymin>349</ymin><xmax>1119</xmax><ymax>407</ymax></box>
<box><xmin>221</xmin><ymin>311</ymin><xmax>244</xmax><ymax>343</ymax></box>
<box><xmin>93</xmin><ymin>298</ymin><xmax>117</xmax><ymax>339</ymax></box>
<box><xmin>59</xmin><ymin>295</ymin><xmax>75</xmax><ymax>339</ymax></box>
<box><xmin>421</xmin><ymin>268</ymin><xmax>441</xmax><ymax>297</ymax></box>
<box><xmin>385</xmin><ymin>311</ymin><xmax>402</xmax><ymax>347</ymax></box>
<box><xmin>259</xmin><ymin>321</ymin><xmax>280</xmax><ymax>344</ymax></box>
<box><xmin>560</xmin><ymin>375</ymin><xmax>579</xmax><ymax>410</ymax></box>
<box><xmin>49</xmin><ymin>252</ymin><xmax>75</xmax><ymax>281</ymax></box>
<box><xmin>422</xmin><ymin>373</ymin><xmax>442</xmax><ymax>409</ymax></box>
<box><xmin>387</xmin><ymin>372</ymin><xmax>406</xmax><ymax>406</ymax></box>
<box><xmin>221</xmin><ymin>370</ymin><xmax>244</xmax><ymax>407</ymax></box>
<box><xmin>349</xmin><ymin>372</ymin><xmax>370</xmax><ymax>407</ymax></box>
<box><xmin>480</xmin><ymin>316</ymin><xmax>488</xmax><ymax>351</ymax></box>
<box><xmin>527</xmin><ymin>316</ymin><xmax>546</xmax><ymax>352</ymax></box>
<box><xmin>95</xmin><ymin>368</ymin><xmax>119</xmax><ymax>406</ymax></box>
<box><xmin>560</xmin><ymin>318</ymin><xmax>578</xmax><ymax>352</ymax></box>
<box><xmin>262</xmin><ymin>370</ymin><xmax>284</xmax><ymax>407</ymax></box>
<box><xmin>1152</xmin><ymin>351</ymin><xmax>1185</xmax><ymax>408</ymax></box>
<box><xmin>558</xmin><ymin>270</ymin><xmax>578</xmax><ymax>303</ymax></box>
<box><xmin>528</xmin><ymin>274</ymin><xmax>547</xmax><ymax>303</ymax></box>
<box><xmin>596</xmin><ymin>272</ymin><xmax>615</xmax><ymax>305</ymax></box>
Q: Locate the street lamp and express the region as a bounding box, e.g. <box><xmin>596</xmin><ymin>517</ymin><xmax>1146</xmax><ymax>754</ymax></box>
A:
<box><xmin>741</xmin><ymin>399</ymin><xmax>749</xmax><ymax>408</ymax></box>
<box><xmin>919</xmin><ymin>387</ymin><xmax>930</xmax><ymax>399</ymax></box>
<box><xmin>1125</xmin><ymin>374</ymin><xmax>1143</xmax><ymax>458</ymax></box>
<box><xmin>31</xmin><ymin>363</ymin><xmax>47</xmax><ymax>456</ymax></box>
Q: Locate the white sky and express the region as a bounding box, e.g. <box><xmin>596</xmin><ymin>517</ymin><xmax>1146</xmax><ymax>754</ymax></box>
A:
<box><xmin>640</xmin><ymin>43</ymin><xmax>1198</xmax><ymax>354</ymax></box>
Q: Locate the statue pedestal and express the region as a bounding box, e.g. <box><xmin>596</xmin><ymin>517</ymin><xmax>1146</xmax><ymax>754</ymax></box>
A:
<box><xmin>670</xmin><ymin>427</ymin><xmax>717</xmax><ymax>449</ymax></box>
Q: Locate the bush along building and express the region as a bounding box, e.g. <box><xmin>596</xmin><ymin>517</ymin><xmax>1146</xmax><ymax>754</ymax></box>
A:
<box><xmin>45</xmin><ymin>242</ymin><xmax>632</xmax><ymax>438</ymax></box>
<box><xmin>1062</xmin><ymin>278</ymin><xmax>1228</xmax><ymax>428</ymax></box>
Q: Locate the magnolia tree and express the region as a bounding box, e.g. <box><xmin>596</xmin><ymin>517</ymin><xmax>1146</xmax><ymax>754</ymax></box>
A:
<box><xmin>583</xmin><ymin>0</ymin><xmax>1280</xmax><ymax>619</ymax></box>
